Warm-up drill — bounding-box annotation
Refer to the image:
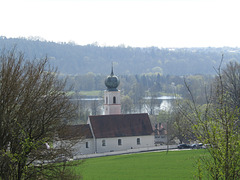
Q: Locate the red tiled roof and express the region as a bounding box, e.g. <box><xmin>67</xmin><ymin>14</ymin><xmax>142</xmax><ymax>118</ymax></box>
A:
<box><xmin>58</xmin><ymin>124</ymin><xmax>93</xmax><ymax>140</ymax></box>
<box><xmin>89</xmin><ymin>113</ymin><xmax>153</xmax><ymax>138</ymax></box>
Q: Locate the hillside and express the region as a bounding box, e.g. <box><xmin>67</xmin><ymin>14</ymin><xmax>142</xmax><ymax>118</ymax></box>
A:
<box><xmin>1</xmin><ymin>36</ymin><xmax>240</xmax><ymax>75</ymax></box>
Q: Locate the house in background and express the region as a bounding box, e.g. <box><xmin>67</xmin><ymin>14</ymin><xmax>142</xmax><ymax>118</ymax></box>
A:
<box><xmin>154</xmin><ymin>123</ymin><xmax>168</xmax><ymax>145</ymax></box>
<box><xmin>56</xmin><ymin>67</ymin><xmax>154</xmax><ymax>155</ymax></box>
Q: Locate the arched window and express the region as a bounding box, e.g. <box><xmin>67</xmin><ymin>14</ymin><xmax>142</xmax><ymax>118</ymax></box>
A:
<box><xmin>106</xmin><ymin>97</ymin><xmax>108</xmax><ymax>104</ymax></box>
<box><xmin>113</xmin><ymin>96</ymin><xmax>116</xmax><ymax>104</ymax></box>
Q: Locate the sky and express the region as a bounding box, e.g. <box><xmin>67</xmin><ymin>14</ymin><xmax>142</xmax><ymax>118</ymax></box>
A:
<box><xmin>1</xmin><ymin>0</ymin><xmax>240</xmax><ymax>48</ymax></box>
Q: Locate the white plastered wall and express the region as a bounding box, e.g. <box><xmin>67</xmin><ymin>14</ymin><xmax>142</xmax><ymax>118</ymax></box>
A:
<box><xmin>71</xmin><ymin>138</ymin><xmax>95</xmax><ymax>155</ymax></box>
<box><xmin>95</xmin><ymin>135</ymin><xmax>154</xmax><ymax>153</ymax></box>
<box><xmin>53</xmin><ymin>138</ymin><xmax>95</xmax><ymax>155</ymax></box>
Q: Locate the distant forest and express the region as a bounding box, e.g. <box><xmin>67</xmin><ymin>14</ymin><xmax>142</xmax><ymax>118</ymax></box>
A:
<box><xmin>1</xmin><ymin>36</ymin><xmax>240</xmax><ymax>76</ymax></box>
<box><xmin>2</xmin><ymin>36</ymin><xmax>238</xmax><ymax>120</ymax></box>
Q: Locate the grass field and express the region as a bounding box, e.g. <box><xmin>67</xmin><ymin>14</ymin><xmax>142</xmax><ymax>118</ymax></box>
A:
<box><xmin>74</xmin><ymin>149</ymin><xmax>208</xmax><ymax>180</ymax></box>
<box><xmin>79</xmin><ymin>91</ymin><xmax>102</xmax><ymax>97</ymax></box>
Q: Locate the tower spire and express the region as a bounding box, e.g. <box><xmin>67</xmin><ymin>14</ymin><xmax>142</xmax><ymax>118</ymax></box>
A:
<box><xmin>104</xmin><ymin>63</ymin><xmax>121</xmax><ymax>115</ymax></box>
<box><xmin>111</xmin><ymin>62</ymin><xmax>114</xmax><ymax>76</ymax></box>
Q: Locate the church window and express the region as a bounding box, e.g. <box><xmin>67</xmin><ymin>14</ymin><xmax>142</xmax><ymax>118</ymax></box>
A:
<box><xmin>102</xmin><ymin>140</ymin><xmax>106</xmax><ymax>146</ymax></box>
<box><xmin>113</xmin><ymin>96</ymin><xmax>116</xmax><ymax>104</ymax></box>
<box><xmin>106</xmin><ymin>97</ymin><xmax>108</xmax><ymax>104</ymax></box>
<box><xmin>137</xmin><ymin>138</ymin><xmax>141</xmax><ymax>145</ymax></box>
<box><xmin>86</xmin><ymin>142</ymin><xmax>89</xmax><ymax>148</ymax></box>
<box><xmin>118</xmin><ymin>139</ymin><xmax>122</xmax><ymax>146</ymax></box>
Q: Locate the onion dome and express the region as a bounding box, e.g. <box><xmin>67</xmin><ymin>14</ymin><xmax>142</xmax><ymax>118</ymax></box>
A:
<box><xmin>105</xmin><ymin>65</ymin><xmax>120</xmax><ymax>91</ymax></box>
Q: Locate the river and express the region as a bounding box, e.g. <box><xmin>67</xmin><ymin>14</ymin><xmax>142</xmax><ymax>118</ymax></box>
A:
<box><xmin>71</xmin><ymin>96</ymin><xmax>177</xmax><ymax>115</ymax></box>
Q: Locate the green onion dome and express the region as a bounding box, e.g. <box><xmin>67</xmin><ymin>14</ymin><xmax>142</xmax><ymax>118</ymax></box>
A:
<box><xmin>105</xmin><ymin>66</ymin><xmax>120</xmax><ymax>91</ymax></box>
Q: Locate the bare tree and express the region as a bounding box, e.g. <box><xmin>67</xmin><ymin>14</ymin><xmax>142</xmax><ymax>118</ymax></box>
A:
<box><xmin>0</xmin><ymin>49</ymin><xmax>81</xmax><ymax>179</ymax></box>
<box><xmin>90</xmin><ymin>99</ymin><xmax>100</xmax><ymax>115</ymax></box>
<box><xmin>221</xmin><ymin>61</ymin><xmax>240</xmax><ymax>108</ymax></box>
<box><xmin>171</xmin><ymin>105</ymin><xmax>194</xmax><ymax>144</ymax></box>
<box><xmin>144</xmin><ymin>92</ymin><xmax>159</xmax><ymax>115</ymax></box>
<box><xmin>130</xmin><ymin>82</ymin><xmax>145</xmax><ymax>113</ymax></box>
<box><xmin>121</xmin><ymin>95</ymin><xmax>133</xmax><ymax>114</ymax></box>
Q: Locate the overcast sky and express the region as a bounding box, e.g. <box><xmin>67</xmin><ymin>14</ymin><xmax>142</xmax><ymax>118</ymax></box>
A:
<box><xmin>1</xmin><ymin>0</ymin><xmax>240</xmax><ymax>48</ymax></box>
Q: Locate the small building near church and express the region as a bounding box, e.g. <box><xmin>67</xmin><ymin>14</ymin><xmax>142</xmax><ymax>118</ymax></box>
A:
<box><xmin>56</xmin><ymin>66</ymin><xmax>154</xmax><ymax>155</ymax></box>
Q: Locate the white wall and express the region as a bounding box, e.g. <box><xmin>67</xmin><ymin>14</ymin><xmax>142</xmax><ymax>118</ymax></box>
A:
<box><xmin>54</xmin><ymin>135</ymin><xmax>155</xmax><ymax>155</ymax></box>
<box><xmin>54</xmin><ymin>138</ymin><xmax>95</xmax><ymax>156</ymax></box>
<box><xmin>72</xmin><ymin>138</ymin><xmax>95</xmax><ymax>155</ymax></box>
<box><xmin>95</xmin><ymin>135</ymin><xmax>154</xmax><ymax>153</ymax></box>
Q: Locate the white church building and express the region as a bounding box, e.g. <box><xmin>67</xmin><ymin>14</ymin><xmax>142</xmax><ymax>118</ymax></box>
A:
<box><xmin>57</xmin><ymin>67</ymin><xmax>154</xmax><ymax>155</ymax></box>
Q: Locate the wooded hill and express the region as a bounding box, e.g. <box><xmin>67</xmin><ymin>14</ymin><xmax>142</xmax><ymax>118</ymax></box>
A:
<box><xmin>1</xmin><ymin>36</ymin><xmax>240</xmax><ymax>76</ymax></box>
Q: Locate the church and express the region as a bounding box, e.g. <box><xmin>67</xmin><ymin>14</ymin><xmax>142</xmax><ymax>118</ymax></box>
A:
<box><xmin>58</xmin><ymin>67</ymin><xmax>154</xmax><ymax>156</ymax></box>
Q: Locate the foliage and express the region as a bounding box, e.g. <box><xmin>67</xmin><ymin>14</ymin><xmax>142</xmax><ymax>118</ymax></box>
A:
<box><xmin>190</xmin><ymin>104</ymin><xmax>240</xmax><ymax>179</ymax></box>
<box><xmin>0</xmin><ymin>49</ymin><xmax>80</xmax><ymax>179</ymax></box>
<box><xmin>1</xmin><ymin>37</ymin><xmax>240</xmax><ymax>76</ymax></box>
<box><xmin>179</xmin><ymin>59</ymin><xmax>240</xmax><ymax>179</ymax></box>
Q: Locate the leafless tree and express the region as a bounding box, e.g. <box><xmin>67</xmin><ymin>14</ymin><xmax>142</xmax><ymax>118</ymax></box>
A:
<box><xmin>0</xmin><ymin>48</ymin><xmax>81</xmax><ymax>179</ymax></box>
<box><xmin>90</xmin><ymin>99</ymin><xmax>101</xmax><ymax>115</ymax></box>
<box><xmin>144</xmin><ymin>93</ymin><xmax>159</xmax><ymax>115</ymax></box>
<box><xmin>171</xmin><ymin>105</ymin><xmax>194</xmax><ymax>144</ymax></box>
<box><xmin>221</xmin><ymin>61</ymin><xmax>240</xmax><ymax>108</ymax></box>
<box><xmin>121</xmin><ymin>95</ymin><xmax>133</xmax><ymax>114</ymax></box>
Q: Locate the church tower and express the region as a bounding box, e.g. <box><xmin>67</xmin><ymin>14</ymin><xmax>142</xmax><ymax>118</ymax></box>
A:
<box><xmin>104</xmin><ymin>65</ymin><xmax>121</xmax><ymax>115</ymax></box>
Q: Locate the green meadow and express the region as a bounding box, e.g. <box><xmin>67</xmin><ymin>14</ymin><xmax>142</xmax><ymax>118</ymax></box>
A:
<box><xmin>74</xmin><ymin>149</ymin><xmax>208</xmax><ymax>180</ymax></box>
<box><xmin>79</xmin><ymin>91</ymin><xmax>101</xmax><ymax>97</ymax></box>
